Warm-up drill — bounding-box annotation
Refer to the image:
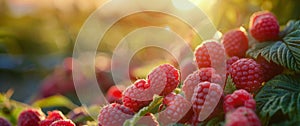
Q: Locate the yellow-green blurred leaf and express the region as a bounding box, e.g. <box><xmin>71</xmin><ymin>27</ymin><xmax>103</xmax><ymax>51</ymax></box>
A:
<box><xmin>86</xmin><ymin>105</ymin><xmax>102</xmax><ymax>120</ymax></box>
<box><xmin>32</xmin><ymin>95</ymin><xmax>77</xmax><ymax>109</ymax></box>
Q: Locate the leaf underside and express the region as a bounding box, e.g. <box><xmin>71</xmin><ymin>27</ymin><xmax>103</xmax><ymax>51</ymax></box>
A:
<box><xmin>255</xmin><ymin>74</ymin><xmax>300</xmax><ymax>125</ymax></box>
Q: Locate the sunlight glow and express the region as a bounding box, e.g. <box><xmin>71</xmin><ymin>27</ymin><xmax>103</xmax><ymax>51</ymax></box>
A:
<box><xmin>172</xmin><ymin>0</ymin><xmax>215</xmax><ymax>11</ymax></box>
<box><xmin>172</xmin><ymin>0</ymin><xmax>196</xmax><ymax>10</ymax></box>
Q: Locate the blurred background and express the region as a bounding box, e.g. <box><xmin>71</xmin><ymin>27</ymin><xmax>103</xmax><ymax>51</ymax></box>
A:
<box><xmin>0</xmin><ymin>0</ymin><xmax>299</xmax><ymax>104</ymax></box>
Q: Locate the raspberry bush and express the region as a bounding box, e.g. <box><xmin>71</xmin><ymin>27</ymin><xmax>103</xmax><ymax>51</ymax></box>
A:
<box><xmin>0</xmin><ymin>9</ymin><xmax>300</xmax><ymax>126</ymax></box>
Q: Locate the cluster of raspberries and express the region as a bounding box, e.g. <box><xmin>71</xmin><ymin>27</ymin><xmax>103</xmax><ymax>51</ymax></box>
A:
<box><xmin>15</xmin><ymin>109</ymin><xmax>75</xmax><ymax>126</ymax></box>
<box><xmin>100</xmin><ymin>10</ymin><xmax>284</xmax><ymax>126</ymax></box>
<box><xmin>13</xmin><ymin>11</ymin><xmax>283</xmax><ymax>126</ymax></box>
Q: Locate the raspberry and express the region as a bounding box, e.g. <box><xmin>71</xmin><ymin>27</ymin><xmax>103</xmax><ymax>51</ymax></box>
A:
<box><xmin>194</xmin><ymin>40</ymin><xmax>226</xmax><ymax>69</ymax></box>
<box><xmin>18</xmin><ymin>109</ymin><xmax>45</xmax><ymax>126</ymax></box>
<box><xmin>222</xmin><ymin>29</ymin><xmax>249</xmax><ymax>58</ymax></box>
<box><xmin>96</xmin><ymin>70</ymin><xmax>115</xmax><ymax>92</ymax></box>
<box><xmin>226</xmin><ymin>56</ymin><xmax>239</xmax><ymax>74</ymax></box>
<box><xmin>181</xmin><ymin>58</ymin><xmax>197</xmax><ymax>81</ymax></box>
<box><xmin>50</xmin><ymin>119</ymin><xmax>75</xmax><ymax>126</ymax></box>
<box><xmin>46</xmin><ymin>110</ymin><xmax>65</xmax><ymax>120</ymax></box>
<box><xmin>223</xmin><ymin>89</ymin><xmax>256</xmax><ymax>113</ymax></box>
<box><xmin>249</xmin><ymin>11</ymin><xmax>279</xmax><ymax>42</ymax></box>
<box><xmin>122</xmin><ymin>96</ymin><xmax>151</xmax><ymax>112</ymax></box>
<box><xmin>63</xmin><ymin>57</ymin><xmax>73</xmax><ymax>74</ymax></box>
<box><xmin>179</xmin><ymin>108</ymin><xmax>194</xmax><ymax>124</ymax></box>
<box><xmin>123</xmin><ymin>79</ymin><xmax>152</xmax><ymax>112</ymax></box>
<box><xmin>256</xmin><ymin>56</ymin><xmax>283</xmax><ymax>81</ymax></box>
<box><xmin>40</xmin><ymin>110</ymin><xmax>66</xmax><ymax>126</ymax></box>
<box><xmin>158</xmin><ymin>93</ymin><xmax>192</xmax><ymax>125</ymax></box>
<box><xmin>137</xmin><ymin>113</ymin><xmax>159</xmax><ymax>126</ymax></box>
<box><xmin>0</xmin><ymin>117</ymin><xmax>11</xmax><ymax>126</ymax></box>
<box><xmin>106</xmin><ymin>85</ymin><xmax>125</xmax><ymax>104</ymax></box>
<box><xmin>226</xmin><ymin>56</ymin><xmax>239</xmax><ymax>80</ymax></box>
<box><xmin>182</xmin><ymin>68</ymin><xmax>222</xmax><ymax>101</ymax></box>
<box><xmin>39</xmin><ymin>67</ymin><xmax>76</xmax><ymax>98</ymax></box>
<box><xmin>191</xmin><ymin>82</ymin><xmax>223</xmax><ymax>125</ymax></box>
<box><xmin>40</xmin><ymin>120</ymin><xmax>53</xmax><ymax>126</ymax></box>
<box><xmin>163</xmin><ymin>93</ymin><xmax>194</xmax><ymax>124</ymax></box>
<box><xmin>98</xmin><ymin>103</ymin><xmax>134</xmax><ymax>126</ymax></box>
<box><xmin>147</xmin><ymin>64</ymin><xmax>180</xmax><ymax>96</ymax></box>
<box><xmin>229</xmin><ymin>58</ymin><xmax>264</xmax><ymax>92</ymax></box>
<box><xmin>225</xmin><ymin>107</ymin><xmax>261</xmax><ymax>126</ymax></box>
<box><xmin>95</xmin><ymin>54</ymin><xmax>115</xmax><ymax>92</ymax></box>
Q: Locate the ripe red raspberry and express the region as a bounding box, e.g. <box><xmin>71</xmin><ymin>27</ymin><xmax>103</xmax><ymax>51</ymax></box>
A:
<box><xmin>229</xmin><ymin>58</ymin><xmax>264</xmax><ymax>92</ymax></box>
<box><xmin>46</xmin><ymin>110</ymin><xmax>65</xmax><ymax>120</ymax></box>
<box><xmin>256</xmin><ymin>56</ymin><xmax>283</xmax><ymax>81</ymax></box>
<box><xmin>0</xmin><ymin>117</ymin><xmax>11</xmax><ymax>126</ymax></box>
<box><xmin>226</xmin><ymin>57</ymin><xmax>239</xmax><ymax>70</ymax></box>
<box><xmin>40</xmin><ymin>110</ymin><xmax>66</xmax><ymax>126</ymax></box>
<box><xmin>147</xmin><ymin>64</ymin><xmax>180</xmax><ymax>96</ymax></box>
<box><xmin>181</xmin><ymin>58</ymin><xmax>197</xmax><ymax>81</ymax></box>
<box><xmin>194</xmin><ymin>40</ymin><xmax>226</xmax><ymax>69</ymax></box>
<box><xmin>123</xmin><ymin>79</ymin><xmax>152</xmax><ymax>112</ymax></box>
<box><xmin>158</xmin><ymin>93</ymin><xmax>192</xmax><ymax>125</ymax></box>
<box><xmin>50</xmin><ymin>119</ymin><xmax>75</xmax><ymax>126</ymax></box>
<box><xmin>225</xmin><ymin>107</ymin><xmax>261</xmax><ymax>126</ymax></box>
<box><xmin>183</xmin><ymin>68</ymin><xmax>222</xmax><ymax>101</ymax></box>
<box><xmin>162</xmin><ymin>93</ymin><xmax>194</xmax><ymax>124</ymax></box>
<box><xmin>40</xmin><ymin>120</ymin><xmax>53</xmax><ymax>126</ymax></box>
<box><xmin>222</xmin><ymin>29</ymin><xmax>249</xmax><ymax>58</ymax></box>
<box><xmin>98</xmin><ymin>103</ymin><xmax>134</xmax><ymax>126</ymax></box>
<box><xmin>18</xmin><ymin>109</ymin><xmax>45</xmax><ymax>126</ymax></box>
<box><xmin>249</xmin><ymin>11</ymin><xmax>279</xmax><ymax>42</ymax></box>
<box><xmin>223</xmin><ymin>89</ymin><xmax>256</xmax><ymax>113</ymax></box>
<box><xmin>191</xmin><ymin>82</ymin><xmax>223</xmax><ymax>125</ymax></box>
<box><xmin>106</xmin><ymin>85</ymin><xmax>125</xmax><ymax>104</ymax></box>
<box><xmin>137</xmin><ymin>113</ymin><xmax>159</xmax><ymax>126</ymax></box>
<box><xmin>63</xmin><ymin>57</ymin><xmax>73</xmax><ymax>74</ymax></box>
<box><xmin>226</xmin><ymin>56</ymin><xmax>239</xmax><ymax>78</ymax></box>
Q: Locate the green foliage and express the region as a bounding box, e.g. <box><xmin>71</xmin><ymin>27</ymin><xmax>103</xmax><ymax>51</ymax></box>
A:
<box><xmin>255</xmin><ymin>74</ymin><xmax>300</xmax><ymax>125</ymax></box>
<box><xmin>224</xmin><ymin>76</ymin><xmax>236</xmax><ymax>95</ymax></box>
<box><xmin>32</xmin><ymin>95</ymin><xmax>78</xmax><ymax>109</ymax></box>
<box><xmin>86</xmin><ymin>121</ymin><xmax>99</xmax><ymax>126</ymax></box>
<box><xmin>272</xmin><ymin>116</ymin><xmax>300</xmax><ymax>126</ymax></box>
<box><xmin>174</xmin><ymin>88</ymin><xmax>182</xmax><ymax>94</ymax></box>
<box><xmin>86</xmin><ymin>105</ymin><xmax>102</xmax><ymax>121</ymax></box>
<box><xmin>198</xmin><ymin>115</ymin><xmax>225</xmax><ymax>126</ymax></box>
<box><xmin>0</xmin><ymin>90</ymin><xmax>29</xmax><ymax>125</ymax></box>
<box><xmin>123</xmin><ymin>95</ymin><xmax>163</xmax><ymax>126</ymax></box>
<box><xmin>280</xmin><ymin>20</ymin><xmax>300</xmax><ymax>37</ymax></box>
<box><xmin>247</xmin><ymin>20</ymin><xmax>300</xmax><ymax>72</ymax></box>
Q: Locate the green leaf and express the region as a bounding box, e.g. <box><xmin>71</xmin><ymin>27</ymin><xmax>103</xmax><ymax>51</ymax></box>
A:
<box><xmin>85</xmin><ymin>121</ymin><xmax>98</xmax><ymax>126</ymax></box>
<box><xmin>86</xmin><ymin>105</ymin><xmax>102</xmax><ymax>120</ymax></box>
<box><xmin>123</xmin><ymin>95</ymin><xmax>163</xmax><ymax>126</ymax></box>
<box><xmin>247</xmin><ymin>20</ymin><xmax>300</xmax><ymax>72</ymax></box>
<box><xmin>198</xmin><ymin>115</ymin><xmax>225</xmax><ymax>126</ymax></box>
<box><xmin>0</xmin><ymin>91</ymin><xmax>31</xmax><ymax>125</ymax></box>
<box><xmin>174</xmin><ymin>88</ymin><xmax>182</xmax><ymax>94</ymax></box>
<box><xmin>224</xmin><ymin>76</ymin><xmax>236</xmax><ymax>95</ymax></box>
<box><xmin>32</xmin><ymin>95</ymin><xmax>78</xmax><ymax>109</ymax></box>
<box><xmin>272</xmin><ymin>116</ymin><xmax>300</xmax><ymax>126</ymax></box>
<box><xmin>255</xmin><ymin>74</ymin><xmax>300</xmax><ymax>125</ymax></box>
<box><xmin>279</xmin><ymin>20</ymin><xmax>300</xmax><ymax>38</ymax></box>
<box><xmin>205</xmin><ymin>116</ymin><xmax>224</xmax><ymax>126</ymax></box>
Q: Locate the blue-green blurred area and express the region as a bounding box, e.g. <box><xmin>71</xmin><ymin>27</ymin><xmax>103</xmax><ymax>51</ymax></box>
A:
<box><xmin>0</xmin><ymin>0</ymin><xmax>299</xmax><ymax>103</ymax></box>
